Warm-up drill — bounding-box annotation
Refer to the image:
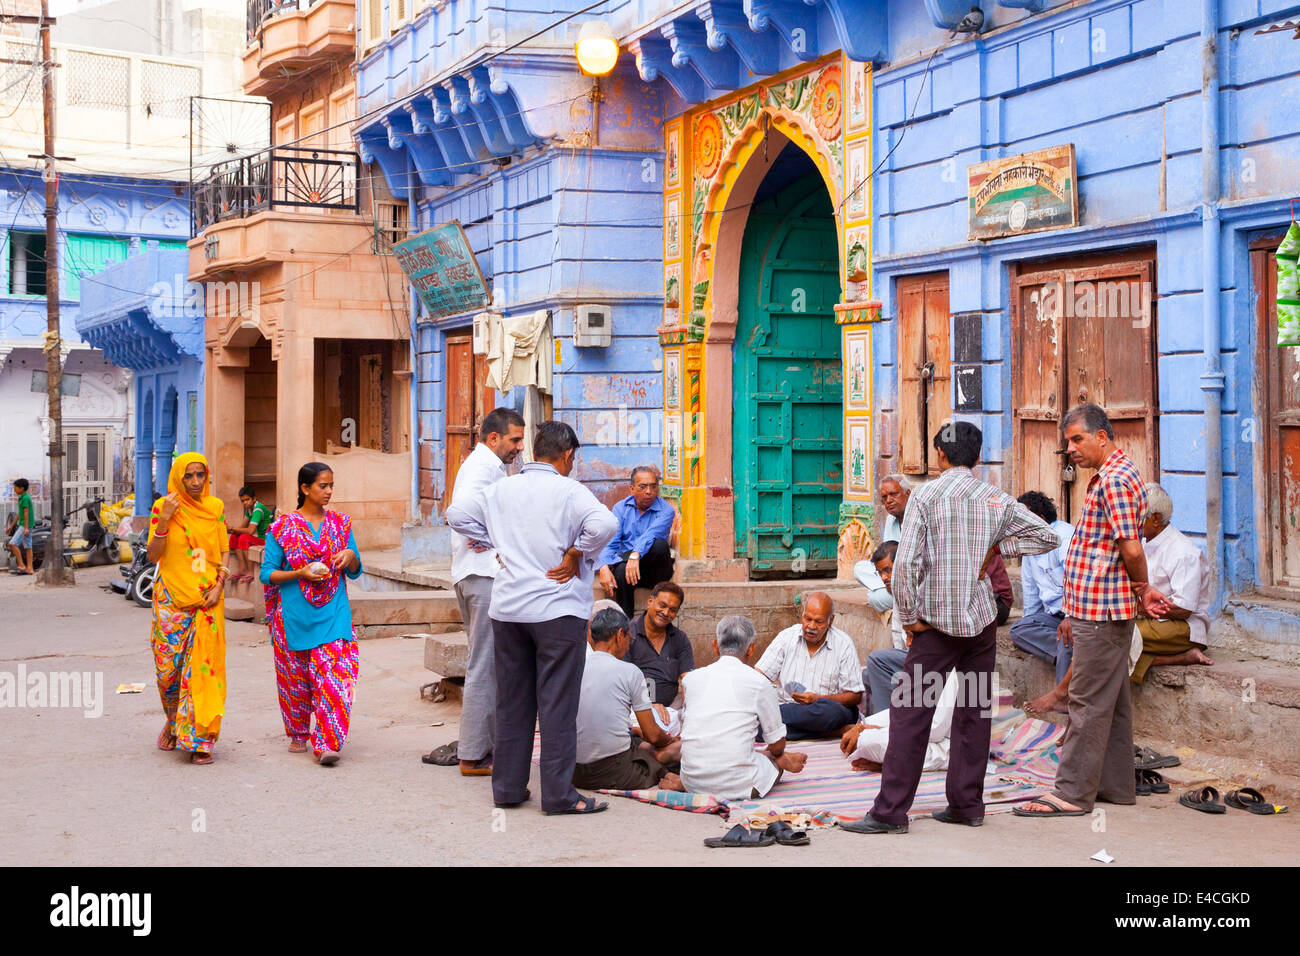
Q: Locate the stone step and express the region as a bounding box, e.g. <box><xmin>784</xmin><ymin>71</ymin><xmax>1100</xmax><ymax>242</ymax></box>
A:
<box><xmin>224</xmin><ymin>598</ymin><xmax>256</xmax><ymax>621</ymax></box>
<box><xmin>996</xmin><ymin>627</ymin><xmax>1300</xmax><ymax>798</ymax></box>
<box><xmin>423</xmin><ymin>631</ymin><xmax>468</xmax><ymax>678</ymax></box>
<box><xmin>350</xmin><ymin>590</ymin><xmax>461</xmax><ymax>627</ymax></box>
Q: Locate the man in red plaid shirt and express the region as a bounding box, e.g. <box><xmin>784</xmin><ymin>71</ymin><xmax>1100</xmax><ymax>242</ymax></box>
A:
<box><xmin>1015</xmin><ymin>403</ymin><xmax>1172</xmax><ymax>819</ymax></box>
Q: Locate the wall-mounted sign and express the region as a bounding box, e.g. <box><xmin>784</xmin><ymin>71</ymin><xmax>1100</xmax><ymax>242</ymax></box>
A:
<box><xmin>393</xmin><ymin>220</ymin><xmax>489</xmax><ymax>320</ymax></box>
<box><xmin>967</xmin><ymin>145</ymin><xmax>1077</xmax><ymax>241</ymax></box>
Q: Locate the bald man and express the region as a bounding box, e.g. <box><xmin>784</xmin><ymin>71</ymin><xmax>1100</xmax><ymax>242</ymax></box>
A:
<box><xmin>754</xmin><ymin>592</ymin><xmax>864</xmax><ymax>740</ymax></box>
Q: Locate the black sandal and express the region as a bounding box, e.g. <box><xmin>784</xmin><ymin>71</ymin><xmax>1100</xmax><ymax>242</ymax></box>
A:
<box><xmin>544</xmin><ymin>795</ymin><xmax>608</xmax><ymax>816</ymax></box>
<box><xmin>1136</xmin><ymin>769</ymin><xmax>1170</xmax><ymax>795</ymax></box>
<box><xmin>1225</xmin><ymin>787</ymin><xmax>1288</xmax><ymax>815</ymax></box>
<box><xmin>765</xmin><ymin>821</ymin><xmax>810</xmax><ymax>846</ymax></box>
<box><xmin>703</xmin><ymin>824</ymin><xmax>776</xmax><ymax>848</ymax></box>
<box><xmin>1178</xmin><ymin>786</ymin><xmax>1226</xmax><ymax>814</ymax></box>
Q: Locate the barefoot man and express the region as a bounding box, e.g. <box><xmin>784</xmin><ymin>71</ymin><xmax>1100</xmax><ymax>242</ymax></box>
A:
<box><xmin>677</xmin><ymin>615</ymin><xmax>807</xmax><ymax>799</ymax></box>
<box><xmin>1015</xmin><ymin>404</ymin><xmax>1172</xmax><ymax>820</ymax></box>
<box><xmin>1131</xmin><ymin>482</ymin><xmax>1213</xmax><ymax>682</ymax></box>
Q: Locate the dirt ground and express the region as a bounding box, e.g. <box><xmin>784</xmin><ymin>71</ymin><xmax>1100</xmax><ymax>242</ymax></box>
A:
<box><xmin>2</xmin><ymin>564</ymin><xmax>1295</xmax><ymax>867</ymax></box>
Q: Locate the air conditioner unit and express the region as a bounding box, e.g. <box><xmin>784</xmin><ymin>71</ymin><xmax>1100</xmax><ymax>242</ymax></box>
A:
<box><xmin>472</xmin><ymin>312</ymin><xmax>495</xmax><ymax>355</ymax></box>
<box><xmin>573</xmin><ymin>303</ymin><xmax>612</xmax><ymax>347</ymax></box>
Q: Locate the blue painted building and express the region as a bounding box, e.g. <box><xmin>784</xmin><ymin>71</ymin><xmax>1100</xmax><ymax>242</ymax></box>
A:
<box><xmin>1</xmin><ymin>170</ymin><xmax>191</xmax><ymax>515</ymax></box>
<box><xmin>868</xmin><ymin>0</ymin><xmax>1300</xmax><ymax>602</ymax></box>
<box><xmin>349</xmin><ymin>0</ymin><xmax>1300</xmax><ymax>598</ymax></box>
<box><xmin>354</xmin><ymin>1</ymin><xmax>667</xmax><ymax>560</ymax></box>
<box><xmin>77</xmin><ymin>246</ymin><xmax>205</xmax><ymax>516</ymax></box>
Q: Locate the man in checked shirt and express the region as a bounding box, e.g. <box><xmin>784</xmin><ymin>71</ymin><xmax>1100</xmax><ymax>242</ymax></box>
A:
<box><xmin>844</xmin><ymin>421</ymin><xmax>1060</xmax><ymax>834</ymax></box>
<box><xmin>1015</xmin><ymin>403</ymin><xmax>1172</xmax><ymax>819</ymax></box>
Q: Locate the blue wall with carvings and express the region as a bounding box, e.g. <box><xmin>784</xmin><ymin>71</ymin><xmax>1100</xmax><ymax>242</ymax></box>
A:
<box><xmin>870</xmin><ymin>0</ymin><xmax>1300</xmax><ymax>597</ymax></box>
<box><xmin>78</xmin><ymin>246</ymin><xmax>205</xmax><ymax>514</ymax></box>
<box><xmin>410</xmin><ymin>147</ymin><xmax>665</xmax><ymax>518</ymax></box>
<box><xmin>0</xmin><ymin>170</ymin><xmax>191</xmax><ymax>344</ymax></box>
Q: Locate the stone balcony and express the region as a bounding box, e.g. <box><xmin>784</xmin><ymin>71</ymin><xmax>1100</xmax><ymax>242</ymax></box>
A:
<box><xmin>244</xmin><ymin>0</ymin><xmax>356</xmax><ymax>98</ymax></box>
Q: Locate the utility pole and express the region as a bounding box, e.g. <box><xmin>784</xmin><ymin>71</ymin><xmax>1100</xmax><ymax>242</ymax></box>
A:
<box><xmin>36</xmin><ymin>0</ymin><xmax>73</xmax><ymax>586</ymax></box>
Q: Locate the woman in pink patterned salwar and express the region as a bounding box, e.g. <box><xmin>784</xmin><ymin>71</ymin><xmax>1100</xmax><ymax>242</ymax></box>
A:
<box><xmin>260</xmin><ymin>462</ymin><xmax>362</xmax><ymax>766</ymax></box>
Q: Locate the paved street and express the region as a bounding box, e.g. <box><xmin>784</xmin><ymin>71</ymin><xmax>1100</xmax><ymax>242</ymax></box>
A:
<box><xmin>3</xmin><ymin>565</ymin><xmax>1295</xmax><ymax>867</ymax></box>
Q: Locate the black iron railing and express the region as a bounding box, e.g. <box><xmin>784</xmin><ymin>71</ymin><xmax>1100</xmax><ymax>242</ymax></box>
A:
<box><xmin>192</xmin><ymin>146</ymin><xmax>359</xmax><ymax>232</ymax></box>
<box><xmin>247</xmin><ymin>0</ymin><xmax>316</xmax><ymax>42</ymax></box>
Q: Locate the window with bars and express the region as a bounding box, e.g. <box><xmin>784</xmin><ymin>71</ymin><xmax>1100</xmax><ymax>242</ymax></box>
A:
<box><xmin>372</xmin><ymin>200</ymin><xmax>409</xmax><ymax>254</ymax></box>
<box><xmin>66</xmin><ymin>50</ymin><xmax>129</xmax><ymax>111</ymax></box>
<box><xmin>141</xmin><ymin>61</ymin><xmax>200</xmax><ymax>120</ymax></box>
<box><xmin>6</xmin><ymin>231</ymin><xmax>48</xmax><ymax>297</ymax></box>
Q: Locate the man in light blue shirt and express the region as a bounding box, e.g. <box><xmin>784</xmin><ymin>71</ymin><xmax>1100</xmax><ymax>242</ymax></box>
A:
<box><xmin>852</xmin><ymin>474</ymin><xmax>910</xmax><ymax>612</ymax></box>
<box><xmin>1009</xmin><ymin>491</ymin><xmax>1075</xmax><ymax>688</ymax></box>
<box><xmin>598</xmin><ymin>466</ymin><xmax>676</xmax><ymax>617</ymax></box>
<box><xmin>445</xmin><ymin>420</ymin><xmax>619</xmax><ymax>815</ymax></box>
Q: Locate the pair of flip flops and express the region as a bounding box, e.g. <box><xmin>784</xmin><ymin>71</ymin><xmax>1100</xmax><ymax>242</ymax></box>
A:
<box><xmin>1135</xmin><ymin>745</ymin><xmax>1181</xmax><ymax>771</ymax></box>
<box><xmin>1136</xmin><ymin>769</ymin><xmax>1170</xmax><ymax>795</ymax></box>
<box><xmin>1179</xmin><ymin>786</ymin><xmax>1289</xmax><ymax>815</ymax></box>
<box><xmin>703</xmin><ymin>821</ymin><xmax>810</xmax><ymax>848</ymax></box>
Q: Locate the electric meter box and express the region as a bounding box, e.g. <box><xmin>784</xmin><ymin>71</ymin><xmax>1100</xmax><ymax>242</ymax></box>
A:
<box><xmin>472</xmin><ymin>312</ymin><xmax>495</xmax><ymax>355</ymax></box>
<box><xmin>573</xmin><ymin>304</ymin><xmax>612</xmax><ymax>347</ymax></box>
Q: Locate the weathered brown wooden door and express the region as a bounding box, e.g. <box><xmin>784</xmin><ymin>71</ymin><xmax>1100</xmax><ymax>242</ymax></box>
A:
<box><xmin>443</xmin><ymin>331</ymin><xmax>494</xmax><ymax>509</ymax></box>
<box><xmin>1012</xmin><ymin>253</ymin><xmax>1158</xmax><ymax>520</ymax></box>
<box><xmin>897</xmin><ymin>274</ymin><xmax>951</xmax><ymax>476</ymax></box>
<box><xmin>1254</xmin><ymin>237</ymin><xmax>1300</xmax><ymax>587</ymax></box>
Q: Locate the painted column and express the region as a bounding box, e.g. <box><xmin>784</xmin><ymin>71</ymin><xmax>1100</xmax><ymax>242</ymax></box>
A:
<box><xmin>836</xmin><ymin>54</ymin><xmax>880</xmax><ymax>578</ymax></box>
<box><xmin>835</xmin><ymin>301</ymin><xmax>882</xmax><ymax>577</ymax></box>
<box><xmin>134</xmin><ymin>376</ymin><xmax>155</xmax><ymax>515</ymax></box>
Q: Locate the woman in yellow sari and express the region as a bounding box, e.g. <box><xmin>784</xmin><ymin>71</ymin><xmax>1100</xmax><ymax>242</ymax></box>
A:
<box><xmin>147</xmin><ymin>453</ymin><xmax>230</xmax><ymax>764</ymax></box>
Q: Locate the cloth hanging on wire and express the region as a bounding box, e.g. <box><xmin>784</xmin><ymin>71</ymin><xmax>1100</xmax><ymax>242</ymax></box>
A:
<box><xmin>484</xmin><ymin>309</ymin><xmax>552</xmax><ymax>393</ymax></box>
<box><xmin>1278</xmin><ymin>221</ymin><xmax>1300</xmax><ymax>346</ymax></box>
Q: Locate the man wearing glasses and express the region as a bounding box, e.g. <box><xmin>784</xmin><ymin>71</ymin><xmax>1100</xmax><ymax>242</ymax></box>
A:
<box><xmin>598</xmin><ymin>466</ymin><xmax>677</xmax><ymax>617</ymax></box>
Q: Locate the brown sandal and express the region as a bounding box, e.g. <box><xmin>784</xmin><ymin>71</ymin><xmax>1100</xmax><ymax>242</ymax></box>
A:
<box><xmin>157</xmin><ymin>724</ymin><xmax>177</xmax><ymax>751</ymax></box>
<box><xmin>190</xmin><ymin>752</ymin><xmax>214</xmax><ymax>765</ymax></box>
<box><xmin>288</xmin><ymin>739</ymin><xmax>308</xmax><ymax>753</ymax></box>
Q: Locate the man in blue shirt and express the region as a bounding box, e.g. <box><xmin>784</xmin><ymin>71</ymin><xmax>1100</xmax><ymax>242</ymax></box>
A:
<box><xmin>598</xmin><ymin>466</ymin><xmax>676</xmax><ymax>617</ymax></box>
<box><xmin>1009</xmin><ymin>491</ymin><xmax>1075</xmax><ymax>709</ymax></box>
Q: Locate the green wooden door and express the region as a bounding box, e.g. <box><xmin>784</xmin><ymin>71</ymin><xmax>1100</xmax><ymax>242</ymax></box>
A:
<box><xmin>732</xmin><ymin>172</ymin><xmax>843</xmax><ymax>573</ymax></box>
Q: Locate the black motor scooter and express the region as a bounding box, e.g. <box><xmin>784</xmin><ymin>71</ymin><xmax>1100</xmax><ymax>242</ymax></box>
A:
<box><xmin>111</xmin><ymin>531</ymin><xmax>157</xmax><ymax>607</ymax></box>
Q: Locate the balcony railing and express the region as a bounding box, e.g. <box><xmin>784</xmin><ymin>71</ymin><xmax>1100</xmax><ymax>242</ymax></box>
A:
<box><xmin>192</xmin><ymin>146</ymin><xmax>360</xmax><ymax>233</ymax></box>
<box><xmin>247</xmin><ymin>0</ymin><xmax>319</xmax><ymax>42</ymax></box>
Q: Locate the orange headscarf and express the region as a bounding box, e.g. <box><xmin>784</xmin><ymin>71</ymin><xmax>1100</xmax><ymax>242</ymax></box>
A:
<box><xmin>149</xmin><ymin>452</ymin><xmax>228</xmax><ymax>733</ymax></box>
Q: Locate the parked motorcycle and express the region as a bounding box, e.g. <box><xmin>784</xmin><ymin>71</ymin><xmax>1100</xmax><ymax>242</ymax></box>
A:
<box><xmin>65</xmin><ymin>498</ymin><xmax>120</xmax><ymax>567</ymax></box>
<box><xmin>110</xmin><ymin>531</ymin><xmax>157</xmax><ymax>607</ymax></box>
<box><xmin>5</xmin><ymin>498</ymin><xmax>120</xmax><ymax>571</ymax></box>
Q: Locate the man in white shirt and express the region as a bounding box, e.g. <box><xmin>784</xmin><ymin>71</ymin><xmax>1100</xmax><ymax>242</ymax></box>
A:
<box><xmin>574</xmin><ymin>607</ymin><xmax>680</xmax><ymax>791</ymax></box>
<box><xmin>755</xmin><ymin>592</ymin><xmax>864</xmax><ymax>739</ymax></box>
<box><xmin>1132</xmin><ymin>483</ymin><xmax>1214</xmax><ymax>683</ymax></box>
<box><xmin>426</xmin><ymin>408</ymin><xmax>525</xmax><ymax>775</ymax></box>
<box><xmin>1009</xmin><ymin>491</ymin><xmax>1075</xmax><ymax>707</ymax></box>
<box><xmin>853</xmin><ymin>474</ymin><xmax>911</xmax><ymax>612</ymax></box>
<box><xmin>678</xmin><ymin>615</ymin><xmax>807</xmax><ymax>799</ymax></box>
<box><xmin>445</xmin><ymin>420</ymin><xmax>619</xmax><ymax>815</ymax></box>
<box><xmin>841</xmin><ymin>669</ymin><xmax>958</xmax><ymax>773</ymax></box>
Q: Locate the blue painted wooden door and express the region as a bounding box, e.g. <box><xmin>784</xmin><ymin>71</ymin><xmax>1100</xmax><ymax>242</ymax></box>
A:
<box><xmin>732</xmin><ymin>172</ymin><xmax>842</xmax><ymax>572</ymax></box>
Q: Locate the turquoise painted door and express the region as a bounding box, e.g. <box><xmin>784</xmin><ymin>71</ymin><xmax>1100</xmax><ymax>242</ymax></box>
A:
<box><xmin>732</xmin><ymin>172</ymin><xmax>843</xmax><ymax>573</ymax></box>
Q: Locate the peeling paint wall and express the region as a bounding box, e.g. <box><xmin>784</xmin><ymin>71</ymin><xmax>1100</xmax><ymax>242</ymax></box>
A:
<box><xmin>872</xmin><ymin>0</ymin><xmax>1300</xmax><ymax>596</ymax></box>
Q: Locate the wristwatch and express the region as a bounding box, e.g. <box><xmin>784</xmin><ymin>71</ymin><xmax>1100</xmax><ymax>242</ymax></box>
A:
<box><xmin>629</xmin><ymin>552</ymin><xmax>640</xmax><ymax>561</ymax></box>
